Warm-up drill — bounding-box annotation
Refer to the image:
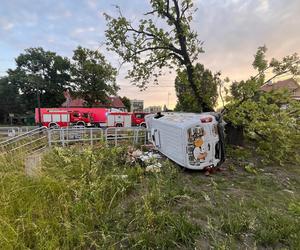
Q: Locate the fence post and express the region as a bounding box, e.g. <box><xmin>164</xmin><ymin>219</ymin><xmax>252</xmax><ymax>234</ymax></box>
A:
<box><xmin>48</xmin><ymin>129</ymin><xmax>52</xmax><ymax>147</ymax></box>
<box><xmin>90</xmin><ymin>128</ymin><xmax>93</xmax><ymax>146</ymax></box>
<box><xmin>135</xmin><ymin>129</ymin><xmax>138</xmax><ymax>144</ymax></box>
<box><xmin>61</xmin><ymin>129</ymin><xmax>65</xmax><ymax>147</ymax></box>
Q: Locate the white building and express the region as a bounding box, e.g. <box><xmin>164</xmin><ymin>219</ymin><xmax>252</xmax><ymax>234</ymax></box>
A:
<box><xmin>144</xmin><ymin>105</ymin><xmax>162</xmax><ymax>113</ymax></box>
<box><xmin>130</xmin><ymin>99</ymin><xmax>144</xmax><ymax>112</ymax></box>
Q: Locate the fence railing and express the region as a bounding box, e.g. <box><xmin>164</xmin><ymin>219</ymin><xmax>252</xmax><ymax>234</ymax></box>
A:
<box><xmin>48</xmin><ymin>127</ymin><xmax>104</xmax><ymax>147</ymax></box>
<box><xmin>105</xmin><ymin>127</ymin><xmax>149</xmax><ymax>146</ymax></box>
<box><xmin>0</xmin><ymin>126</ymin><xmax>48</xmax><ymax>156</ymax></box>
<box><xmin>0</xmin><ymin>126</ymin><xmax>38</xmax><ymax>141</ymax></box>
<box><xmin>0</xmin><ymin>127</ymin><xmax>151</xmax><ymax>160</ymax></box>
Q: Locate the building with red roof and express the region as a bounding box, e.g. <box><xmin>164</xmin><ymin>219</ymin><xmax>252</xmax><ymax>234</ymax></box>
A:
<box><xmin>61</xmin><ymin>91</ymin><xmax>126</xmax><ymax>110</ymax></box>
<box><xmin>260</xmin><ymin>78</ymin><xmax>300</xmax><ymax>101</ymax></box>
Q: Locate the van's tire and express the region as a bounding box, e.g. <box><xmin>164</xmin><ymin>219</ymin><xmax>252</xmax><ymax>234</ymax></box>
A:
<box><xmin>140</xmin><ymin>123</ymin><xmax>147</xmax><ymax>128</ymax></box>
<box><xmin>116</xmin><ymin>123</ymin><xmax>123</xmax><ymax>127</ymax></box>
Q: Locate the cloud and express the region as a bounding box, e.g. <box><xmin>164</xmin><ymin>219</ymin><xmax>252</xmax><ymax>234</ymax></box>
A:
<box><xmin>86</xmin><ymin>0</ymin><xmax>97</xmax><ymax>9</ymax></box>
<box><xmin>0</xmin><ymin>18</ymin><xmax>14</xmax><ymax>31</ymax></box>
<box><xmin>71</xmin><ymin>26</ymin><xmax>96</xmax><ymax>35</ymax></box>
<box><xmin>256</xmin><ymin>0</ymin><xmax>270</xmax><ymax>13</ymax></box>
<box><xmin>0</xmin><ymin>0</ymin><xmax>299</xmax><ymax>108</ymax></box>
<box><xmin>47</xmin><ymin>9</ymin><xmax>72</xmax><ymax>21</ymax></box>
<box><xmin>193</xmin><ymin>0</ymin><xmax>300</xmax><ymax>81</ymax></box>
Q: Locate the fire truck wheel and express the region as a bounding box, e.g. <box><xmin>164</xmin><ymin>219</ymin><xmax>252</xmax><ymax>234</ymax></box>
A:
<box><xmin>77</xmin><ymin>122</ymin><xmax>85</xmax><ymax>127</ymax></box>
<box><xmin>49</xmin><ymin>123</ymin><xmax>59</xmax><ymax>129</ymax></box>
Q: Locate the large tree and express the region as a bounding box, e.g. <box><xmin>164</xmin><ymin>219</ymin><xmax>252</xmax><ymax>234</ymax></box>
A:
<box><xmin>8</xmin><ymin>47</ymin><xmax>71</xmax><ymax>110</ymax></box>
<box><xmin>0</xmin><ymin>76</ymin><xmax>22</xmax><ymax>123</ymax></box>
<box><xmin>105</xmin><ymin>0</ymin><xmax>213</xmax><ymax>112</ymax></box>
<box><xmin>71</xmin><ymin>46</ymin><xmax>118</xmax><ymax>107</ymax></box>
<box><xmin>174</xmin><ymin>63</ymin><xmax>219</xmax><ymax>112</ymax></box>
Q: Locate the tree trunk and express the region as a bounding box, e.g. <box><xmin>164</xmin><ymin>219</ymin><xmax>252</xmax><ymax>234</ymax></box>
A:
<box><xmin>172</xmin><ymin>1</ymin><xmax>213</xmax><ymax>112</ymax></box>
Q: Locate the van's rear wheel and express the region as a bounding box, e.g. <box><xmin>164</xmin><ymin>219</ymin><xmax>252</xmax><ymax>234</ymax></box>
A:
<box><xmin>140</xmin><ymin>123</ymin><xmax>147</xmax><ymax>128</ymax></box>
<box><xmin>116</xmin><ymin>123</ymin><xmax>123</xmax><ymax>127</ymax></box>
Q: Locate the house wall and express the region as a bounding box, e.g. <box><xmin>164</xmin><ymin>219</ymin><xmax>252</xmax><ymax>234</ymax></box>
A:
<box><xmin>291</xmin><ymin>88</ymin><xmax>300</xmax><ymax>101</ymax></box>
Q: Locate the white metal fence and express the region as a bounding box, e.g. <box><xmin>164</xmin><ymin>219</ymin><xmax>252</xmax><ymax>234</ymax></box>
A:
<box><xmin>0</xmin><ymin>126</ymin><xmax>38</xmax><ymax>141</ymax></box>
<box><xmin>47</xmin><ymin>127</ymin><xmax>150</xmax><ymax>147</ymax></box>
<box><xmin>105</xmin><ymin>127</ymin><xmax>149</xmax><ymax>146</ymax></box>
<box><xmin>47</xmin><ymin>127</ymin><xmax>104</xmax><ymax>147</ymax></box>
<box><xmin>0</xmin><ymin>127</ymin><xmax>151</xmax><ymax>159</ymax></box>
<box><xmin>0</xmin><ymin>126</ymin><xmax>48</xmax><ymax>156</ymax></box>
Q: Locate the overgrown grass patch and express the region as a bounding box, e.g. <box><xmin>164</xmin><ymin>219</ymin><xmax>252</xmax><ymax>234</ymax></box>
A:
<box><xmin>0</xmin><ymin>145</ymin><xmax>200</xmax><ymax>249</ymax></box>
<box><xmin>0</xmin><ymin>144</ymin><xmax>299</xmax><ymax>249</ymax></box>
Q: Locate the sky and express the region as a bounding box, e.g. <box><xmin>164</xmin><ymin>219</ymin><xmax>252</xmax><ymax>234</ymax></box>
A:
<box><xmin>0</xmin><ymin>0</ymin><xmax>299</xmax><ymax>109</ymax></box>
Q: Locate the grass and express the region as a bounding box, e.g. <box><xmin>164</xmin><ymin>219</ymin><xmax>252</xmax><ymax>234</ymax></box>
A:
<box><xmin>0</xmin><ymin>144</ymin><xmax>299</xmax><ymax>249</ymax></box>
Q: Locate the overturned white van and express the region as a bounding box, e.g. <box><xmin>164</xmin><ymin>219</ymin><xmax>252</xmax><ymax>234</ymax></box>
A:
<box><xmin>145</xmin><ymin>112</ymin><xmax>225</xmax><ymax>170</ymax></box>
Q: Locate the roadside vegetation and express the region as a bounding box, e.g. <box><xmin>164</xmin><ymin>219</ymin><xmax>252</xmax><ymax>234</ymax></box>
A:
<box><xmin>0</xmin><ymin>0</ymin><xmax>299</xmax><ymax>249</ymax></box>
<box><xmin>0</xmin><ymin>144</ymin><xmax>299</xmax><ymax>249</ymax></box>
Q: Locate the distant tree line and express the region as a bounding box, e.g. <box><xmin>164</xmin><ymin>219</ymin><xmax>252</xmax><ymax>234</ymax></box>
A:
<box><xmin>0</xmin><ymin>47</ymin><xmax>129</xmax><ymax>124</ymax></box>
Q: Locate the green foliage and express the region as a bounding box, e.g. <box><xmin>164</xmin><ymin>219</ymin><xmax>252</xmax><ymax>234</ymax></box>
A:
<box><xmin>0</xmin><ymin>47</ymin><xmax>119</xmax><ymax>122</ymax></box>
<box><xmin>224</xmin><ymin>46</ymin><xmax>300</xmax><ymax>165</ymax></box>
<box><xmin>120</xmin><ymin>96</ymin><xmax>131</xmax><ymax>111</ymax></box>
<box><xmin>0</xmin><ymin>76</ymin><xmax>23</xmax><ymax>122</ymax></box>
<box><xmin>252</xmin><ymin>45</ymin><xmax>268</xmax><ymax>74</ymax></box>
<box><xmin>175</xmin><ymin>63</ymin><xmax>219</xmax><ymax>112</ymax></box>
<box><xmin>226</xmin><ymin>89</ymin><xmax>300</xmax><ymax>165</ymax></box>
<box><xmin>0</xmin><ymin>146</ymin><xmax>199</xmax><ymax>249</ymax></box>
<box><xmin>8</xmin><ymin>47</ymin><xmax>71</xmax><ymax>110</ymax></box>
<box><xmin>104</xmin><ymin>0</ymin><xmax>202</xmax><ymax>88</ymax></box>
<box><xmin>71</xmin><ymin>46</ymin><xmax>118</xmax><ymax>107</ymax></box>
<box><xmin>105</xmin><ymin>0</ymin><xmax>213</xmax><ymax>111</ymax></box>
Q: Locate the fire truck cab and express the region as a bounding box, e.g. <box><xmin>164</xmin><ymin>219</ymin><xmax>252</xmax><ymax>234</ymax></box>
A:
<box><xmin>131</xmin><ymin>112</ymin><xmax>149</xmax><ymax>127</ymax></box>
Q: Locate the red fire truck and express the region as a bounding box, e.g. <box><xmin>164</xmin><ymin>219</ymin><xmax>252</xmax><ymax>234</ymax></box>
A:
<box><xmin>35</xmin><ymin>108</ymin><xmax>108</xmax><ymax>128</ymax></box>
<box><xmin>35</xmin><ymin>108</ymin><xmax>147</xmax><ymax>128</ymax></box>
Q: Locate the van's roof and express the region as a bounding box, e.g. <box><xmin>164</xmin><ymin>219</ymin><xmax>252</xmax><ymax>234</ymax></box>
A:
<box><xmin>146</xmin><ymin>112</ymin><xmax>218</xmax><ymax>128</ymax></box>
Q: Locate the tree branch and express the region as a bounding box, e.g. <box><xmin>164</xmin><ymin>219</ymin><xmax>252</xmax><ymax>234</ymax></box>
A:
<box><xmin>264</xmin><ymin>69</ymin><xmax>290</xmax><ymax>84</ymax></box>
<box><xmin>181</xmin><ymin>2</ymin><xmax>190</xmax><ymax>18</ymax></box>
<box><xmin>172</xmin><ymin>0</ymin><xmax>181</xmax><ymax>21</ymax></box>
<box><xmin>144</xmin><ymin>10</ymin><xmax>157</xmax><ymax>15</ymax></box>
